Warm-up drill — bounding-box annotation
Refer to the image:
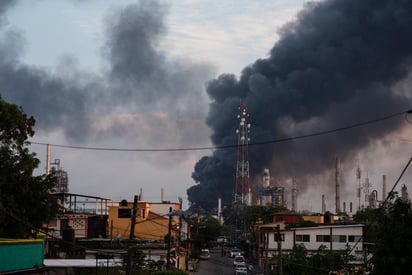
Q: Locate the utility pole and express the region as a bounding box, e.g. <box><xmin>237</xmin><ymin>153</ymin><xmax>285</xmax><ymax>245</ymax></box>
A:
<box><xmin>177</xmin><ymin>197</ymin><xmax>182</xmax><ymax>269</ymax></box>
<box><xmin>166</xmin><ymin>206</ymin><xmax>173</xmax><ymax>270</ymax></box>
<box><xmin>129</xmin><ymin>195</ymin><xmax>138</xmax><ymax>240</ymax></box>
<box><xmin>276</xmin><ymin>224</ymin><xmax>283</xmax><ymax>275</ymax></box>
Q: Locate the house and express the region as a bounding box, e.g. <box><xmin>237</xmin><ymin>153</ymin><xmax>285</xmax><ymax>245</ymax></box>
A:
<box><xmin>107</xmin><ymin>200</ymin><xmax>182</xmax><ymax>241</ymax></box>
<box><xmin>256</xmin><ymin>222</ymin><xmax>364</xmax><ymax>270</ymax></box>
<box><xmin>273</xmin><ymin>212</ymin><xmax>300</xmax><ymax>225</ymax></box>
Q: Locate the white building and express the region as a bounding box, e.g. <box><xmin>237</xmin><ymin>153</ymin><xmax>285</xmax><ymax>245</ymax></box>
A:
<box><xmin>258</xmin><ymin>222</ymin><xmax>364</xmax><ymax>258</ymax></box>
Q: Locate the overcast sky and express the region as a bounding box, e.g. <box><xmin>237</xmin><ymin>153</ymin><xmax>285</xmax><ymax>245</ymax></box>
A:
<box><xmin>2</xmin><ymin>0</ymin><xmax>412</xmax><ymax>211</ymax></box>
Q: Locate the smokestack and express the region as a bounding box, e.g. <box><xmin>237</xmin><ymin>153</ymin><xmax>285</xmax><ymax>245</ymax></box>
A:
<box><xmin>247</xmin><ymin>188</ymin><xmax>252</xmax><ymax>206</ymax></box>
<box><xmin>382</xmin><ymin>175</ymin><xmax>387</xmax><ymax>201</ymax></box>
<box><xmin>401</xmin><ymin>184</ymin><xmax>409</xmax><ymax>202</ymax></box>
<box><xmin>139</xmin><ymin>188</ymin><xmax>143</xmax><ymax>201</ymax></box>
<box><xmin>350</xmin><ymin>202</ymin><xmax>353</xmax><ymax>213</ymax></box>
<box><xmin>218</xmin><ymin>197</ymin><xmax>222</xmax><ymax>223</ymax></box>
<box><xmin>335</xmin><ymin>157</ymin><xmax>341</xmax><ymax>213</ymax></box>
<box><xmin>291</xmin><ymin>178</ymin><xmax>297</xmax><ymax>212</ymax></box>
<box><xmin>357</xmin><ymin>166</ymin><xmax>362</xmax><ymax>211</ymax></box>
<box><xmin>46</xmin><ymin>144</ymin><xmax>51</xmax><ymax>175</ymax></box>
<box><xmin>263</xmin><ymin>168</ymin><xmax>270</xmax><ymax>188</ymax></box>
<box><xmin>161</xmin><ymin>188</ymin><xmax>164</xmax><ymax>202</ymax></box>
<box><xmin>321</xmin><ymin>194</ymin><xmax>326</xmax><ymax>213</ymax></box>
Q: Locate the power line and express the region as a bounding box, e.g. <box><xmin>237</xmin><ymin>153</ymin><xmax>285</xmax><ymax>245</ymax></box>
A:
<box><xmin>30</xmin><ymin>108</ymin><xmax>411</xmax><ymax>152</ymax></box>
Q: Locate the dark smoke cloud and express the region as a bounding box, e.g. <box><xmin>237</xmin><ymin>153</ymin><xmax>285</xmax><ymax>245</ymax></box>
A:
<box><xmin>0</xmin><ymin>0</ymin><xmax>213</xmax><ymax>165</ymax></box>
<box><xmin>188</xmin><ymin>0</ymin><xmax>412</xmax><ymax>210</ymax></box>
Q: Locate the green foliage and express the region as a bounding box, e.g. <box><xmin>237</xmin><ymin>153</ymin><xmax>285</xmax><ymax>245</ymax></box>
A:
<box><xmin>190</xmin><ymin>215</ymin><xmax>222</xmax><ymax>255</ymax></box>
<box><xmin>283</xmin><ymin>244</ymin><xmax>354</xmax><ymax>275</ymax></box>
<box><xmin>223</xmin><ymin>203</ymin><xmax>288</xmax><ymax>230</ymax></box>
<box><xmin>369</xmin><ymin>197</ymin><xmax>412</xmax><ymax>275</ymax></box>
<box><xmin>353</xmin><ymin>206</ymin><xmax>385</xmax><ymax>243</ymax></box>
<box><xmin>0</xmin><ymin>96</ymin><xmax>58</xmax><ymax>238</ymax></box>
<box><xmin>152</xmin><ymin>270</ymin><xmax>188</xmax><ymax>275</ymax></box>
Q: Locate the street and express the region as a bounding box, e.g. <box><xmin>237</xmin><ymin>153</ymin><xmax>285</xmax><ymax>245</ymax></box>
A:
<box><xmin>193</xmin><ymin>247</ymin><xmax>238</xmax><ymax>275</ymax></box>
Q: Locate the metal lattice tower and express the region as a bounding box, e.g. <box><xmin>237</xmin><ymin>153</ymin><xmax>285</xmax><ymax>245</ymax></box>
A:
<box><xmin>235</xmin><ymin>103</ymin><xmax>251</xmax><ymax>205</ymax></box>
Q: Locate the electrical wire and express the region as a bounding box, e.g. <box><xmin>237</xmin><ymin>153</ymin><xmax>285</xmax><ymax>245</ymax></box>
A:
<box><xmin>405</xmin><ymin>109</ymin><xmax>412</xmax><ymax>124</ymax></box>
<box><xmin>29</xmin><ymin>108</ymin><xmax>411</xmax><ymax>152</ymax></box>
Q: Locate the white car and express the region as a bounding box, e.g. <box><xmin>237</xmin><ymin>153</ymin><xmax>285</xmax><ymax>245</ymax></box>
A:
<box><xmin>199</xmin><ymin>248</ymin><xmax>211</xmax><ymax>260</ymax></box>
<box><xmin>230</xmin><ymin>248</ymin><xmax>243</xmax><ymax>258</ymax></box>
<box><xmin>233</xmin><ymin>255</ymin><xmax>246</xmax><ymax>267</ymax></box>
<box><xmin>234</xmin><ymin>264</ymin><xmax>248</xmax><ymax>275</ymax></box>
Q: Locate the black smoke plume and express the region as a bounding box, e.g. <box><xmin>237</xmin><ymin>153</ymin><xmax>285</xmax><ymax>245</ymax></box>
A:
<box><xmin>188</xmin><ymin>0</ymin><xmax>412</xmax><ymax>210</ymax></box>
<box><xmin>0</xmin><ymin>0</ymin><xmax>212</xmax><ymax>165</ymax></box>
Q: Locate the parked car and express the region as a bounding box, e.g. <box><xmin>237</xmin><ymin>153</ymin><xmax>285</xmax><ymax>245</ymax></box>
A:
<box><xmin>217</xmin><ymin>235</ymin><xmax>228</xmax><ymax>244</ymax></box>
<box><xmin>199</xmin><ymin>248</ymin><xmax>211</xmax><ymax>260</ymax></box>
<box><xmin>233</xmin><ymin>255</ymin><xmax>246</xmax><ymax>267</ymax></box>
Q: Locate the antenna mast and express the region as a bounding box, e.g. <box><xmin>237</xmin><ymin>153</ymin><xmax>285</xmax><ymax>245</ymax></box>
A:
<box><xmin>235</xmin><ymin>103</ymin><xmax>251</xmax><ymax>205</ymax></box>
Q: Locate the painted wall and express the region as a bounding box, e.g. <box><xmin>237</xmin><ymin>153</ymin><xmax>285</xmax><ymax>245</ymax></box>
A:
<box><xmin>0</xmin><ymin>239</ymin><xmax>44</xmax><ymax>272</ymax></box>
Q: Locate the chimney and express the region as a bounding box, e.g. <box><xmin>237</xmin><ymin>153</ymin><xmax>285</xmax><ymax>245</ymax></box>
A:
<box><xmin>382</xmin><ymin>175</ymin><xmax>387</xmax><ymax>201</ymax></box>
<box><xmin>321</xmin><ymin>194</ymin><xmax>326</xmax><ymax>213</ymax></box>
<box><xmin>335</xmin><ymin>157</ymin><xmax>341</xmax><ymax>213</ymax></box>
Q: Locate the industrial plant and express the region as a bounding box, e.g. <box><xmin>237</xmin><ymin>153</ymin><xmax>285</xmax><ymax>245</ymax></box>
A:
<box><xmin>230</xmin><ymin>105</ymin><xmax>410</xmax><ymax>215</ymax></box>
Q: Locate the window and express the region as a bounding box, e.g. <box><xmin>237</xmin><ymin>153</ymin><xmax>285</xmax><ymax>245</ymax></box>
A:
<box><xmin>118</xmin><ymin>208</ymin><xmax>132</xmax><ymax>218</ymax></box>
<box><xmin>274</xmin><ymin>233</ymin><xmax>285</xmax><ymax>242</ymax></box>
<box><xmin>332</xmin><ymin>235</ymin><xmax>347</xmax><ymax>242</ymax></box>
<box><xmin>348</xmin><ymin>235</ymin><xmax>361</xmax><ymax>242</ymax></box>
<box><xmin>296</xmin><ymin>234</ymin><xmax>310</xmax><ymax>242</ymax></box>
<box><xmin>316</xmin><ymin>235</ymin><xmax>330</xmax><ymax>242</ymax></box>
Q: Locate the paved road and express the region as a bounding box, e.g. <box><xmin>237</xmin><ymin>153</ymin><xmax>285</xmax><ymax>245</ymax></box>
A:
<box><xmin>193</xmin><ymin>247</ymin><xmax>236</xmax><ymax>275</ymax></box>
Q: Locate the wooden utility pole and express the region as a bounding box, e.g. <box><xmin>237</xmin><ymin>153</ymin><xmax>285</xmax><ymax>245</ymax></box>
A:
<box><xmin>177</xmin><ymin>197</ymin><xmax>182</xmax><ymax>269</ymax></box>
<box><xmin>166</xmin><ymin>207</ymin><xmax>173</xmax><ymax>270</ymax></box>
<box><xmin>129</xmin><ymin>195</ymin><xmax>138</xmax><ymax>240</ymax></box>
<box><xmin>276</xmin><ymin>224</ymin><xmax>283</xmax><ymax>275</ymax></box>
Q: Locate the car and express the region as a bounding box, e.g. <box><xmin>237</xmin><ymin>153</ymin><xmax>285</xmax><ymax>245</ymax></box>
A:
<box><xmin>234</xmin><ymin>268</ymin><xmax>248</xmax><ymax>275</ymax></box>
<box><xmin>217</xmin><ymin>236</ymin><xmax>228</xmax><ymax>244</ymax></box>
<box><xmin>230</xmin><ymin>248</ymin><xmax>243</xmax><ymax>258</ymax></box>
<box><xmin>233</xmin><ymin>255</ymin><xmax>246</xmax><ymax>267</ymax></box>
<box><xmin>199</xmin><ymin>248</ymin><xmax>211</xmax><ymax>260</ymax></box>
<box><xmin>234</xmin><ymin>263</ymin><xmax>248</xmax><ymax>275</ymax></box>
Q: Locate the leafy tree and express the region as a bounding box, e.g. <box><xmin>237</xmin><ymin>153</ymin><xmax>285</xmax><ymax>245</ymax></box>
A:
<box><xmin>0</xmin><ymin>96</ymin><xmax>58</xmax><ymax>238</ymax></box>
<box><xmin>353</xmin><ymin>206</ymin><xmax>385</xmax><ymax>243</ymax></box>
<box><xmin>223</xmin><ymin>203</ymin><xmax>288</xmax><ymax>231</ymax></box>
<box><xmin>369</xmin><ymin>196</ymin><xmax>412</xmax><ymax>275</ymax></box>
<box><xmin>283</xmin><ymin>244</ymin><xmax>354</xmax><ymax>275</ymax></box>
<box><xmin>191</xmin><ymin>215</ymin><xmax>222</xmax><ymax>256</ymax></box>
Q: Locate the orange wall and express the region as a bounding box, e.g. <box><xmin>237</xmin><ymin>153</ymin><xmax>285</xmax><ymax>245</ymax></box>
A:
<box><xmin>108</xmin><ymin>202</ymin><xmax>179</xmax><ymax>241</ymax></box>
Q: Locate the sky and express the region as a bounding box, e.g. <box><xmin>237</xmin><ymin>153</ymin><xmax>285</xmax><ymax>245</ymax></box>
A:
<box><xmin>1</xmin><ymin>0</ymin><xmax>412</xmax><ymax>212</ymax></box>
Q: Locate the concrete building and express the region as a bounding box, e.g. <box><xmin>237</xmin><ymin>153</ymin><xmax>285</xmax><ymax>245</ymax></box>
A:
<box><xmin>257</xmin><ymin>222</ymin><xmax>364</xmax><ymax>265</ymax></box>
<box><xmin>107</xmin><ymin>200</ymin><xmax>182</xmax><ymax>242</ymax></box>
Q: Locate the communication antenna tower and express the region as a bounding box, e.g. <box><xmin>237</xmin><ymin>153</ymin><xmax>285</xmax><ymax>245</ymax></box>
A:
<box><xmin>235</xmin><ymin>103</ymin><xmax>251</xmax><ymax>205</ymax></box>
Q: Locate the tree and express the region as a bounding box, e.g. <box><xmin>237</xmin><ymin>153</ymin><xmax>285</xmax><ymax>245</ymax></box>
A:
<box><xmin>0</xmin><ymin>96</ymin><xmax>58</xmax><ymax>238</ymax></box>
<box><xmin>283</xmin><ymin>244</ymin><xmax>354</xmax><ymax>275</ymax></box>
<box><xmin>369</xmin><ymin>196</ymin><xmax>412</xmax><ymax>275</ymax></box>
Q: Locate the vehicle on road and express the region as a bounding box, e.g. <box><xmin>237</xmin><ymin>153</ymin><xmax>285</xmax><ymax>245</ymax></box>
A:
<box><xmin>230</xmin><ymin>248</ymin><xmax>243</xmax><ymax>258</ymax></box>
<box><xmin>216</xmin><ymin>235</ymin><xmax>228</xmax><ymax>244</ymax></box>
<box><xmin>234</xmin><ymin>268</ymin><xmax>248</xmax><ymax>275</ymax></box>
<box><xmin>199</xmin><ymin>248</ymin><xmax>211</xmax><ymax>260</ymax></box>
<box><xmin>233</xmin><ymin>255</ymin><xmax>246</xmax><ymax>267</ymax></box>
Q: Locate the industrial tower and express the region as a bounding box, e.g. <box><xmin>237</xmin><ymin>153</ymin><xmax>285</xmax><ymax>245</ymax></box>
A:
<box><xmin>335</xmin><ymin>157</ymin><xmax>341</xmax><ymax>213</ymax></box>
<box><xmin>46</xmin><ymin>144</ymin><xmax>69</xmax><ymax>193</ymax></box>
<box><xmin>235</xmin><ymin>103</ymin><xmax>251</xmax><ymax>205</ymax></box>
